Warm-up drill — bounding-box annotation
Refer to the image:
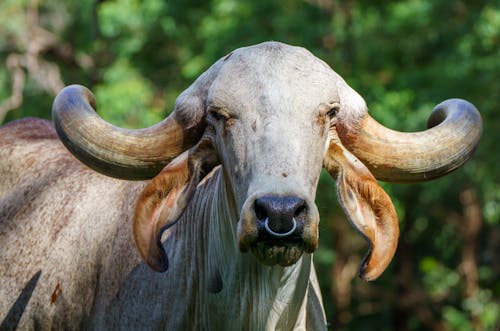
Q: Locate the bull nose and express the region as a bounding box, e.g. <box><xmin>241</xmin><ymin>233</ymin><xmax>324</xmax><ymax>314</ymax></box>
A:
<box><xmin>254</xmin><ymin>196</ymin><xmax>306</xmax><ymax>237</ymax></box>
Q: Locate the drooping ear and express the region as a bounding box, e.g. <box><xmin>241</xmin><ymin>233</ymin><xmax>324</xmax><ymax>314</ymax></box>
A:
<box><xmin>133</xmin><ymin>134</ymin><xmax>219</xmax><ymax>272</ymax></box>
<box><xmin>324</xmin><ymin>132</ymin><xmax>399</xmax><ymax>281</ymax></box>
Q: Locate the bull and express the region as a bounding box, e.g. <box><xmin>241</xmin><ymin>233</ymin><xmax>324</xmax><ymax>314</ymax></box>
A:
<box><xmin>0</xmin><ymin>42</ymin><xmax>481</xmax><ymax>330</ymax></box>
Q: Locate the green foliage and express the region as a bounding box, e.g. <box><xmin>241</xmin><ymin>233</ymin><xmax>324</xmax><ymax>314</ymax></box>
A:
<box><xmin>1</xmin><ymin>0</ymin><xmax>499</xmax><ymax>330</ymax></box>
<box><xmin>99</xmin><ymin>0</ymin><xmax>165</xmax><ymax>56</ymax></box>
<box><xmin>94</xmin><ymin>59</ymin><xmax>164</xmax><ymax>127</ymax></box>
<box><xmin>420</xmin><ymin>257</ymin><xmax>461</xmax><ymax>298</ymax></box>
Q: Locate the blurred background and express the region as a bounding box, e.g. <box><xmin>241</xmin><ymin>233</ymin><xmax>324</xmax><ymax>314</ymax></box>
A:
<box><xmin>0</xmin><ymin>0</ymin><xmax>498</xmax><ymax>330</ymax></box>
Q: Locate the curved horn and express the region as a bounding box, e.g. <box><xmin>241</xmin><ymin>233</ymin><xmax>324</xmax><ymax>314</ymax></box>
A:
<box><xmin>52</xmin><ymin>85</ymin><xmax>204</xmax><ymax>179</ymax></box>
<box><xmin>343</xmin><ymin>99</ymin><xmax>482</xmax><ymax>182</ymax></box>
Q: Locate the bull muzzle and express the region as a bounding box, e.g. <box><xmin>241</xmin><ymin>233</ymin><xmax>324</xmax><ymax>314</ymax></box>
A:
<box><xmin>238</xmin><ymin>195</ymin><xmax>319</xmax><ymax>267</ymax></box>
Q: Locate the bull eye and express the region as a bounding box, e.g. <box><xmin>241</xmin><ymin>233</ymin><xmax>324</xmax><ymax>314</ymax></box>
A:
<box><xmin>209</xmin><ymin>110</ymin><xmax>224</xmax><ymax>121</ymax></box>
<box><xmin>326</xmin><ymin>105</ymin><xmax>339</xmax><ymax>119</ymax></box>
<box><xmin>208</xmin><ymin>108</ymin><xmax>230</xmax><ymax>123</ymax></box>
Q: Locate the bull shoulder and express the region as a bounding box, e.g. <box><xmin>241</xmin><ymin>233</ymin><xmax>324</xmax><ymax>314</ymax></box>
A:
<box><xmin>0</xmin><ymin>118</ymin><xmax>147</xmax><ymax>329</ymax></box>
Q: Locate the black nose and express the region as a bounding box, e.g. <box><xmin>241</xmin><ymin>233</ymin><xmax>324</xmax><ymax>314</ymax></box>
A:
<box><xmin>254</xmin><ymin>196</ymin><xmax>307</xmax><ymax>237</ymax></box>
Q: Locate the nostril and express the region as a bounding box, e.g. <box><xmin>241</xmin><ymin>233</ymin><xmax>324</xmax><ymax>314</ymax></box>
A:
<box><xmin>254</xmin><ymin>201</ymin><xmax>268</xmax><ymax>221</ymax></box>
<box><xmin>294</xmin><ymin>203</ymin><xmax>307</xmax><ymax>219</ymax></box>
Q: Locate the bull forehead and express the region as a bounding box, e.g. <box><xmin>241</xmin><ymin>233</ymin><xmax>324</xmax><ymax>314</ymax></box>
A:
<box><xmin>208</xmin><ymin>42</ymin><xmax>339</xmax><ymax>118</ymax></box>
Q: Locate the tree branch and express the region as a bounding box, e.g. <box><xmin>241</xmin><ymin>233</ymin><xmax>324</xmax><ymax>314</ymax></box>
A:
<box><xmin>0</xmin><ymin>55</ymin><xmax>26</xmax><ymax>123</ymax></box>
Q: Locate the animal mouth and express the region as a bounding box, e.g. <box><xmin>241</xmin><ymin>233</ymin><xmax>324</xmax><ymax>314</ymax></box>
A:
<box><xmin>250</xmin><ymin>240</ymin><xmax>305</xmax><ymax>267</ymax></box>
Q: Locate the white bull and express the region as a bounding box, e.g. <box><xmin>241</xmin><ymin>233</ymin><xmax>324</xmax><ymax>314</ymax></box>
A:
<box><xmin>0</xmin><ymin>42</ymin><xmax>481</xmax><ymax>330</ymax></box>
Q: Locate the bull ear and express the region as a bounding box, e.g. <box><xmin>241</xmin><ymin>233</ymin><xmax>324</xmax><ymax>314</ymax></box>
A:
<box><xmin>324</xmin><ymin>133</ymin><xmax>399</xmax><ymax>281</ymax></box>
<box><xmin>133</xmin><ymin>134</ymin><xmax>219</xmax><ymax>272</ymax></box>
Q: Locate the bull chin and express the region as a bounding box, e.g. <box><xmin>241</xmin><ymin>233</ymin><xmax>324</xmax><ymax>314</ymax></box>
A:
<box><xmin>250</xmin><ymin>241</ymin><xmax>305</xmax><ymax>267</ymax></box>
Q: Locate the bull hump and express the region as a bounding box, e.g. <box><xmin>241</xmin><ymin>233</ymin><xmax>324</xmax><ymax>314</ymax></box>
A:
<box><xmin>0</xmin><ymin>118</ymin><xmax>58</xmax><ymax>142</ymax></box>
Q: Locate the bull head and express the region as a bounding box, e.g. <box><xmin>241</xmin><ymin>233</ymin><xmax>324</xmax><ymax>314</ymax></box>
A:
<box><xmin>52</xmin><ymin>42</ymin><xmax>481</xmax><ymax>281</ymax></box>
